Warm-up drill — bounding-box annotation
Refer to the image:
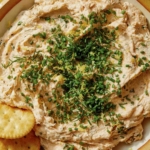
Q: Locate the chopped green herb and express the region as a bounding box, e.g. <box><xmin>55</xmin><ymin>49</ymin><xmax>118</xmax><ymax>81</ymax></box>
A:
<box><xmin>145</xmin><ymin>90</ymin><xmax>149</xmax><ymax>96</ymax></box>
<box><xmin>121</xmin><ymin>10</ymin><xmax>126</xmax><ymax>15</ymax></box>
<box><xmin>141</xmin><ymin>42</ymin><xmax>147</xmax><ymax>47</ymax></box>
<box><xmin>17</xmin><ymin>21</ymin><xmax>22</xmax><ymax>26</ymax></box>
<box><xmin>2</xmin><ymin>12</ymin><xmax>125</xmax><ymax>124</ymax></box>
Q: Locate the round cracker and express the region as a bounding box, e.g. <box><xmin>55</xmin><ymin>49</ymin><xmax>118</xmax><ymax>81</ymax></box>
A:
<box><xmin>0</xmin><ymin>103</ymin><xmax>35</xmax><ymax>139</ymax></box>
<box><xmin>0</xmin><ymin>130</ymin><xmax>40</xmax><ymax>150</ymax></box>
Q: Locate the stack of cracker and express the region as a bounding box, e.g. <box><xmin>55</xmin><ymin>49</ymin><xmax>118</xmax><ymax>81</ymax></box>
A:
<box><xmin>0</xmin><ymin>103</ymin><xmax>40</xmax><ymax>150</ymax></box>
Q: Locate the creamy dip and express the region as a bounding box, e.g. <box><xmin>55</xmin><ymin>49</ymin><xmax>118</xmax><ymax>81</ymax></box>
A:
<box><xmin>0</xmin><ymin>0</ymin><xmax>150</xmax><ymax>150</ymax></box>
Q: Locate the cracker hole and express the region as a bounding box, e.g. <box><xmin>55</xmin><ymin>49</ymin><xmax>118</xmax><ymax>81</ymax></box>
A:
<box><xmin>14</xmin><ymin>125</ymin><xmax>18</xmax><ymax>130</ymax></box>
<box><xmin>2</xmin><ymin>111</ymin><xmax>6</xmax><ymax>115</ymax></box>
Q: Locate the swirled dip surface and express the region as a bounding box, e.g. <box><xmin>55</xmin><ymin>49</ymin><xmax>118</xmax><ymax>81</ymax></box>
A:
<box><xmin>0</xmin><ymin>0</ymin><xmax>150</xmax><ymax>149</ymax></box>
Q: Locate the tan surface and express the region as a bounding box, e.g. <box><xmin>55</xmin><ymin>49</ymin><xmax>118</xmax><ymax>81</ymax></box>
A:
<box><xmin>138</xmin><ymin>0</ymin><xmax>150</xmax><ymax>12</ymax></box>
<box><xmin>138</xmin><ymin>140</ymin><xmax>150</xmax><ymax>150</ymax></box>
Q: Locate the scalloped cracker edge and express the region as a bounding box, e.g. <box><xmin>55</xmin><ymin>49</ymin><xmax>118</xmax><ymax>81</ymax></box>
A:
<box><xmin>0</xmin><ymin>130</ymin><xmax>40</xmax><ymax>150</ymax></box>
<box><xmin>0</xmin><ymin>103</ymin><xmax>35</xmax><ymax>139</ymax></box>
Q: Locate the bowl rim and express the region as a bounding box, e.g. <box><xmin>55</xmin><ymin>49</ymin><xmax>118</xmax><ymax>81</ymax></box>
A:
<box><xmin>0</xmin><ymin>0</ymin><xmax>21</xmax><ymax>21</ymax></box>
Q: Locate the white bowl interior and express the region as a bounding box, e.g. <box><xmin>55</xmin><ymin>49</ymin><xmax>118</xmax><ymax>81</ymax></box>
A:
<box><xmin>0</xmin><ymin>0</ymin><xmax>34</xmax><ymax>36</ymax></box>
